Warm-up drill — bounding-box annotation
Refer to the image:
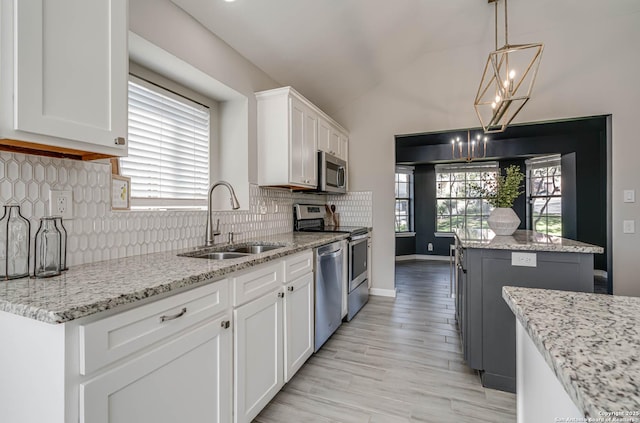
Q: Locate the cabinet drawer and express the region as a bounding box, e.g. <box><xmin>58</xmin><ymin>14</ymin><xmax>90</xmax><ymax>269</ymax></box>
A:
<box><xmin>79</xmin><ymin>279</ymin><xmax>229</xmax><ymax>375</ymax></box>
<box><xmin>232</xmin><ymin>261</ymin><xmax>283</xmax><ymax>307</ymax></box>
<box><xmin>284</xmin><ymin>251</ymin><xmax>313</xmax><ymax>282</ymax></box>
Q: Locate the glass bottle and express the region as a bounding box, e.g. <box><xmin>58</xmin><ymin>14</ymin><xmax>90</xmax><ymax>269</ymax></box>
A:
<box><xmin>0</xmin><ymin>204</ymin><xmax>30</xmax><ymax>279</ymax></box>
<box><xmin>53</xmin><ymin>217</ymin><xmax>68</xmax><ymax>271</ymax></box>
<box><xmin>34</xmin><ymin>217</ymin><xmax>61</xmax><ymax>278</ymax></box>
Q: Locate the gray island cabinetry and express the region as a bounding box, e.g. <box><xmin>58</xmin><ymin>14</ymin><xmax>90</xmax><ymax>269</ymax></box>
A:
<box><xmin>454</xmin><ymin>229</ymin><xmax>603</xmax><ymax>393</ymax></box>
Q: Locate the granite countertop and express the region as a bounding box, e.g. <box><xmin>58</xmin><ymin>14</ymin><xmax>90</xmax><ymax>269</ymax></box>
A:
<box><xmin>503</xmin><ymin>286</ymin><xmax>640</xmax><ymax>419</ymax></box>
<box><xmin>0</xmin><ymin>232</ymin><xmax>348</xmax><ymax>324</ymax></box>
<box><xmin>455</xmin><ymin>229</ymin><xmax>604</xmax><ymax>254</ymax></box>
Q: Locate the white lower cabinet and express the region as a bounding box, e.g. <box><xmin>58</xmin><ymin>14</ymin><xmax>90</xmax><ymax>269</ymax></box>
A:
<box><xmin>233</xmin><ymin>251</ymin><xmax>315</xmax><ymax>423</ymax></box>
<box><xmin>234</xmin><ymin>290</ymin><xmax>284</xmax><ymax>423</ymax></box>
<box><xmin>81</xmin><ymin>314</ymin><xmax>232</xmax><ymax>423</ymax></box>
<box><xmin>0</xmin><ymin>251</ymin><xmax>319</xmax><ymax>423</ymax></box>
<box><xmin>79</xmin><ymin>279</ymin><xmax>232</xmax><ymax>423</ymax></box>
<box><xmin>284</xmin><ymin>272</ymin><xmax>314</xmax><ymax>382</ymax></box>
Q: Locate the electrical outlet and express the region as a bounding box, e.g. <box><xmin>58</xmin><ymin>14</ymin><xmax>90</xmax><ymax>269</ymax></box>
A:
<box><xmin>624</xmin><ymin>190</ymin><xmax>636</xmax><ymax>203</ymax></box>
<box><xmin>49</xmin><ymin>190</ymin><xmax>73</xmax><ymax>219</ymax></box>
<box><xmin>511</xmin><ymin>252</ymin><xmax>537</xmax><ymax>267</ymax></box>
<box><xmin>623</xmin><ymin>220</ymin><xmax>635</xmax><ymax>234</ymax></box>
<box><xmin>427</xmin><ymin>242</ymin><xmax>434</xmax><ymax>251</ymax></box>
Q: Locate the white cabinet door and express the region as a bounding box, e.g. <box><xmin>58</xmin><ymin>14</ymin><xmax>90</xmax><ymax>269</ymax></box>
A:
<box><xmin>317</xmin><ymin>117</ymin><xmax>332</xmax><ymax>155</ymax></box>
<box><xmin>234</xmin><ymin>290</ymin><xmax>284</xmax><ymax>423</ymax></box>
<box><xmin>289</xmin><ymin>96</ymin><xmax>317</xmax><ymax>187</ymax></box>
<box><xmin>284</xmin><ymin>272</ymin><xmax>314</xmax><ymax>382</ymax></box>
<box><xmin>338</xmin><ymin>132</ymin><xmax>349</xmax><ymax>161</ymax></box>
<box><xmin>318</xmin><ymin>117</ymin><xmax>343</xmax><ymax>159</ymax></box>
<box><xmin>80</xmin><ymin>315</ymin><xmax>232</xmax><ymax>423</ymax></box>
<box><xmin>7</xmin><ymin>0</ymin><xmax>127</xmax><ymax>156</ymax></box>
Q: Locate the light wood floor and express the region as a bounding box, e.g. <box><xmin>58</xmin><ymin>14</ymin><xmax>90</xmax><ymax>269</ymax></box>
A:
<box><xmin>254</xmin><ymin>261</ymin><xmax>517</xmax><ymax>423</ymax></box>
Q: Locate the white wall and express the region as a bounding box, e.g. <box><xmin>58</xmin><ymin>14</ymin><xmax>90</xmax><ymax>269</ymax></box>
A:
<box><xmin>335</xmin><ymin>1</ymin><xmax>640</xmax><ymax>295</ymax></box>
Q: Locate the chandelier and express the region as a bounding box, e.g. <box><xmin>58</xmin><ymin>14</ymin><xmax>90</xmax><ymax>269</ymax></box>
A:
<box><xmin>452</xmin><ymin>131</ymin><xmax>488</xmax><ymax>163</ymax></box>
<box><xmin>474</xmin><ymin>0</ymin><xmax>544</xmax><ymax>133</ymax></box>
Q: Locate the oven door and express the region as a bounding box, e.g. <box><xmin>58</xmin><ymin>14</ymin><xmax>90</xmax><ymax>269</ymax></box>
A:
<box><xmin>348</xmin><ymin>235</ymin><xmax>369</xmax><ymax>292</ymax></box>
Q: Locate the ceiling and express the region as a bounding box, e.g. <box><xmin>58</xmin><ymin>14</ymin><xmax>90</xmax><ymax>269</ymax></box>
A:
<box><xmin>170</xmin><ymin>0</ymin><xmax>495</xmax><ymax>114</ymax></box>
<box><xmin>169</xmin><ymin>0</ymin><xmax>640</xmax><ymax>118</ymax></box>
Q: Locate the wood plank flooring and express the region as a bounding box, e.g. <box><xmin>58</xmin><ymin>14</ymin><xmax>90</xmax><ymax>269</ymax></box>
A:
<box><xmin>254</xmin><ymin>260</ymin><xmax>516</xmax><ymax>423</ymax></box>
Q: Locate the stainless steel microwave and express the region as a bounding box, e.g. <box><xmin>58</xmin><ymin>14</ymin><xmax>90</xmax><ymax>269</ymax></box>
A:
<box><xmin>318</xmin><ymin>151</ymin><xmax>347</xmax><ymax>194</ymax></box>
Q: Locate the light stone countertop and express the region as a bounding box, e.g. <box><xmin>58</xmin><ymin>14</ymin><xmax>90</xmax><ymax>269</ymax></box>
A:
<box><xmin>503</xmin><ymin>286</ymin><xmax>640</xmax><ymax>420</ymax></box>
<box><xmin>455</xmin><ymin>229</ymin><xmax>604</xmax><ymax>254</ymax></box>
<box><xmin>0</xmin><ymin>232</ymin><xmax>348</xmax><ymax>324</ymax></box>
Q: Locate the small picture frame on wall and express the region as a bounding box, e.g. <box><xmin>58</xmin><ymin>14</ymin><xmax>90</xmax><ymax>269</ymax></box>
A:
<box><xmin>111</xmin><ymin>175</ymin><xmax>131</xmax><ymax>211</ymax></box>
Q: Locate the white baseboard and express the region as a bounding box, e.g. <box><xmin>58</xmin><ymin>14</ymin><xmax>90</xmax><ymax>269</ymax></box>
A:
<box><xmin>369</xmin><ymin>288</ymin><xmax>397</xmax><ymax>298</ymax></box>
<box><xmin>395</xmin><ymin>254</ymin><xmax>450</xmax><ymax>262</ymax></box>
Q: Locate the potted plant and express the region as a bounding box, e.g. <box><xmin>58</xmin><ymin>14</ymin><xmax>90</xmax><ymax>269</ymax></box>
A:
<box><xmin>473</xmin><ymin>165</ymin><xmax>525</xmax><ymax>235</ymax></box>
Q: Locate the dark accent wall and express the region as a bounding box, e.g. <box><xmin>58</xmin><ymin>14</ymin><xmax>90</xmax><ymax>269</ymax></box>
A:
<box><xmin>395</xmin><ymin>236</ymin><xmax>416</xmax><ymax>256</ymax></box>
<box><xmin>396</xmin><ymin>116</ymin><xmax>608</xmax><ymax>271</ymax></box>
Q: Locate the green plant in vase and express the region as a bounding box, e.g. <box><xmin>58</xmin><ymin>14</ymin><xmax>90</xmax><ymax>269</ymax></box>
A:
<box><xmin>472</xmin><ymin>165</ymin><xmax>525</xmax><ymax>235</ymax></box>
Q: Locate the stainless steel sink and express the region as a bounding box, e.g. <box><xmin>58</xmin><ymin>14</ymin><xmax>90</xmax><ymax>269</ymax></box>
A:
<box><xmin>187</xmin><ymin>251</ymin><xmax>251</xmax><ymax>260</ymax></box>
<box><xmin>178</xmin><ymin>243</ymin><xmax>286</xmax><ymax>260</ymax></box>
<box><xmin>224</xmin><ymin>245</ymin><xmax>284</xmax><ymax>254</ymax></box>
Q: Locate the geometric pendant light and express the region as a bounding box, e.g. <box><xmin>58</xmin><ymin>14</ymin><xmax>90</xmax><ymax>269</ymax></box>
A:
<box><xmin>474</xmin><ymin>0</ymin><xmax>544</xmax><ymax>133</ymax></box>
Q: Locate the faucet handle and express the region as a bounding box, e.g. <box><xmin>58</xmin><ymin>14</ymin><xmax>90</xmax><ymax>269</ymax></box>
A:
<box><xmin>213</xmin><ymin>218</ymin><xmax>221</xmax><ymax>236</ymax></box>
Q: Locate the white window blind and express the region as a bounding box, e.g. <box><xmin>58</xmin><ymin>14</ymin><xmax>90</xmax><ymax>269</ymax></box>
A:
<box><xmin>122</xmin><ymin>76</ymin><xmax>210</xmax><ymax>207</ymax></box>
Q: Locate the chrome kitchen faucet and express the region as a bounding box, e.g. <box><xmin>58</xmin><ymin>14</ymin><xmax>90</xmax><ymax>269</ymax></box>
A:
<box><xmin>205</xmin><ymin>181</ymin><xmax>240</xmax><ymax>246</ymax></box>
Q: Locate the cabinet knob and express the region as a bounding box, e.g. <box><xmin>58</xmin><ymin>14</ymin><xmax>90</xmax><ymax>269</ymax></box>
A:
<box><xmin>288</xmin><ymin>286</ymin><xmax>294</xmax><ymax>292</ymax></box>
<box><xmin>278</xmin><ymin>292</ymin><xmax>285</xmax><ymax>298</ymax></box>
<box><xmin>221</xmin><ymin>320</ymin><xmax>231</xmax><ymax>329</ymax></box>
<box><xmin>114</xmin><ymin>137</ymin><xmax>126</xmax><ymax>145</ymax></box>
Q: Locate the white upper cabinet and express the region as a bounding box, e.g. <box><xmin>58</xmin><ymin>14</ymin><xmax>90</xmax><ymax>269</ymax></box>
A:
<box><xmin>256</xmin><ymin>87</ymin><xmax>317</xmax><ymax>189</ymax></box>
<box><xmin>256</xmin><ymin>86</ymin><xmax>348</xmax><ymax>189</ymax></box>
<box><xmin>0</xmin><ymin>0</ymin><xmax>128</xmax><ymax>159</ymax></box>
<box><xmin>318</xmin><ymin>116</ymin><xmax>348</xmax><ymax>161</ymax></box>
<box><xmin>289</xmin><ymin>96</ymin><xmax>318</xmax><ymax>187</ymax></box>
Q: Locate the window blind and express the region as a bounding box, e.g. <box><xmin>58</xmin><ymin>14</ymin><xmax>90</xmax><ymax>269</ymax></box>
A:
<box><xmin>122</xmin><ymin>76</ymin><xmax>210</xmax><ymax>204</ymax></box>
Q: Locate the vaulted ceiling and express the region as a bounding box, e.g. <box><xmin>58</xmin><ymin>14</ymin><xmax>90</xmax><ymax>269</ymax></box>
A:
<box><xmin>171</xmin><ymin>0</ymin><xmax>496</xmax><ymax>113</ymax></box>
<box><xmin>170</xmin><ymin>0</ymin><xmax>640</xmax><ymax>116</ymax></box>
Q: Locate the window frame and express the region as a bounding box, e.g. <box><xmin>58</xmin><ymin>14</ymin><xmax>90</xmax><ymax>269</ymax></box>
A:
<box><xmin>526</xmin><ymin>155</ymin><xmax>562</xmax><ymax>236</ymax></box>
<box><xmin>435</xmin><ymin>162</ymin><xmax>499</xmax><ymax>232</ymax></box>
<box><xmin>123</xmin><ymin>64</ymin><xmax>219</xmax><ymax>210</ymax></box>
<box><xmin>395</xmin><ymin>166</ymin><xmax>414</xmax><ymax>233</ymax></box>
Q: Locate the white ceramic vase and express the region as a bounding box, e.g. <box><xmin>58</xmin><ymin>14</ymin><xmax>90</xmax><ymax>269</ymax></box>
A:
<box><xmin>487</xmin><ymin>207</ymin><xmax>520</xmax><ymax>236</ymax></box>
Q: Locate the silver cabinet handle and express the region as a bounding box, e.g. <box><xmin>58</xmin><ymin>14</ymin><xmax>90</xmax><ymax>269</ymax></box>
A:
<box><xmin>221</xmin><ymin>320</ymin><xmax>230</xmax><ymax>329</ymax></box>
<box><xmin>160</xmin><ymin>307</ymin><xmax>187</xmax><ymax>322</ymax></box>
<box><xmin>278</xmin><ymin>292</ymin><xmax>285</xmax><ymax>298</ymax></box>
<box><xmin>114</xmin><ymin>137</ymin><xmax>126</xmax><ymax>145</ymax></box>
<box><xmin>288</xmin><ymin>286</ymin><xmax>294</xmax><ymax>292</ymax></box>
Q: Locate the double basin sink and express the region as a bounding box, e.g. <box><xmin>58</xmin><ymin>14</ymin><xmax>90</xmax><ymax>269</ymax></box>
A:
<box><xmin>179</xmin><ymin>243</ymin><xmax>287</xmax><ymax>260</ymax></box>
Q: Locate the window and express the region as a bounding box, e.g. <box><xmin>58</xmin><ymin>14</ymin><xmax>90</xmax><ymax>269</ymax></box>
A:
<box><xmin>435</xmin><ymin>162</ymin><xmax>498</xmax><ymax>232</ymax></box>
<box><xmin>121</xmin><ymin>76</ymin><xmax>210</xmax><ymax>208</ymax></box>
<box><xmin>527</xmin><ymin>155</ymin><xmax>562</xmax><ymax>236</ymax></box>
<box><xmin>395</xmin><ymin>166</ymin><xmax>414</xmax><ymax>232</ymax></box>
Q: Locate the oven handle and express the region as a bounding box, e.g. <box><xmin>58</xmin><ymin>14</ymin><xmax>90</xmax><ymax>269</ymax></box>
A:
<box><xmin>349</xmin><ymin>234</ymin><xmax>369</xmax><ymax>242</ymax></box>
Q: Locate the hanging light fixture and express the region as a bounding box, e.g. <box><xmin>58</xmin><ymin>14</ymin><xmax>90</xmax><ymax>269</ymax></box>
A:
<box><xmin>474</xmin><ymin>0</ymin><xmax>544</xmax><ymax>133</ymax></box>
<box><xmin>451</xmin><ymin>130</ymin><xmax>488</xmax><ymax>163</ymax></box>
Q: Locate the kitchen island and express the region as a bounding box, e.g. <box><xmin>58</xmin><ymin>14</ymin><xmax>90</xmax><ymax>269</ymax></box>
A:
<box><xmin>504</xmin><ymin>286</ymin><xmax>640</xmax><ymax>422</ymax></box>
<box><xmin>454</xmin><ymin>229</ymin><xmax>603</xmax><ymax>392</ymax></box>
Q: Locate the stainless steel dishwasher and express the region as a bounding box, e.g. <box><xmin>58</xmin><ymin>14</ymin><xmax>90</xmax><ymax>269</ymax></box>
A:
<box><xmin>314</xmin><ymin>240</ymin><xmax>345</xmax><ymax>352</ymax></box>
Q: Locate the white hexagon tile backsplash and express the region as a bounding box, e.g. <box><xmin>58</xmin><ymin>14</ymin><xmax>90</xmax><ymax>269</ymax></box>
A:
<box><xmin>0</xmin><ymin>152</ymin><xmax>372</xmax><ymax>270</ymax></box>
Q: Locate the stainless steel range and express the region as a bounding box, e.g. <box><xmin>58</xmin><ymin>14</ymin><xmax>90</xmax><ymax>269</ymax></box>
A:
<box><xmin>294</xmin><ymin>204</ymin><xmax>370</xmax><ymax>322</ymax></box>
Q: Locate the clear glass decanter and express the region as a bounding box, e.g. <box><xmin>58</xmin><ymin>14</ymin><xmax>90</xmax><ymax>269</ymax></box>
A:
<box><xmin>0</xmin><ymin>204</ymin><xmax>30</xmax><ymax>279</ymax></box>
<box><xmin>34</xmin><ymin>217</ymin><xmax>61</xmax><ymax>278</ymax></box>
